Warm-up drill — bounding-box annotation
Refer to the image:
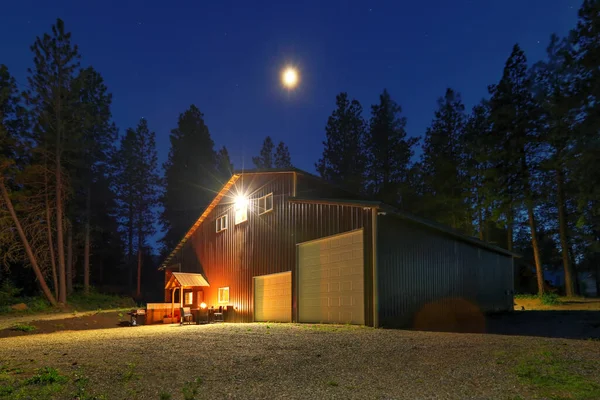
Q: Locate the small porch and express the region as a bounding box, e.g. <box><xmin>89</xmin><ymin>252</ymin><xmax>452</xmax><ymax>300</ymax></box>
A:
<box><xmin>146</xmin><ymin>272</ymin><xmax>210</xmax><ymax>324</ymax></box>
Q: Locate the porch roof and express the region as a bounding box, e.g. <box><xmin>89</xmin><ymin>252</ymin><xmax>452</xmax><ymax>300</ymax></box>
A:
<box><xmin>165</xmin><ymin>272</ymin><xmax>210</xmax><ymax>290</ymax></box>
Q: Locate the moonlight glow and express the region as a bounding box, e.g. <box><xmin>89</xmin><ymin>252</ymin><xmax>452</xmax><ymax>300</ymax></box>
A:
<box><xmin>282</xmin><ymin>67</ymin><xmax>299</xmax><ymax>88</ymax></box>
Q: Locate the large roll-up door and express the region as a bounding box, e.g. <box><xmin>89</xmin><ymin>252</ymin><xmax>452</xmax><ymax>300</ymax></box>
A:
<box><xmin>254</xmin><ymin>272</ymin><xmax>292</xmax><ymax>322</ymax></box>
<box><xmin>298</xmin><ymin>229</ymin><xmax>364</xmax><ymax>324</ymax></box>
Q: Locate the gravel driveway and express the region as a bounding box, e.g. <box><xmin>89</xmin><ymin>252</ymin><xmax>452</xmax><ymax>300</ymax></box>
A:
<box><xmin>1</xmin><ymin>323</ymin><xmax>599</xmax><ymax>399</ymax></box>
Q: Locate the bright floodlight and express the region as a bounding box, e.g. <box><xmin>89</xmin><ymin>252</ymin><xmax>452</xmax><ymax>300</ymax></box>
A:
<box><xmin>282</xmin><ymin>67</ymin><xmax>299</xmax><ymax>88</ymax></box>
<box><xmin>235</xmin><ymin>195</ymin><xmax>248</xmax><ymax>209</ymax></box>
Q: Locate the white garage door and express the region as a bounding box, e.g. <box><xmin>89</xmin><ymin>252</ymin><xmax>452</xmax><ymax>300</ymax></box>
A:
<box><xmin>298</xmin><ymin>229</ymin><xmax>364</xmax><ymax>324</ymax></box>
<box><xmin>254</xmin><ymin>272</ymin><xmax>292</xmax><ymax>322</ymax></box>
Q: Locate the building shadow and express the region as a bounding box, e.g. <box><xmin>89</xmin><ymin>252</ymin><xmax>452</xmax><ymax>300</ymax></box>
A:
<box><xmin>411</xmin><ymin>310</ymin><xmax>600</xmax><ymax>340</ymax></box>
<box><xmin>483</xmin><ymin>310</ymin><xmax>600</xmax><ymax>340</ymax></box>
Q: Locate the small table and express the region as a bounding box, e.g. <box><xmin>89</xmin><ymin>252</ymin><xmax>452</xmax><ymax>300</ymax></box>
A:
<box><xmin>192</xmin><ymin>308</ymin><xmax>209</xmax><ymax>324</ymax></box>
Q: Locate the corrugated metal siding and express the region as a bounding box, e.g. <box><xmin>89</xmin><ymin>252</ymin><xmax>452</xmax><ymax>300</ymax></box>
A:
<box><xmin>377</xmin><ymin>214</ymin><xmax>514</xmax><ymax>328</ymax></box>
<box><xmin>169</xmin><ymin>172</ymin><xmax>374</xmax><ymax>325</ymax></box>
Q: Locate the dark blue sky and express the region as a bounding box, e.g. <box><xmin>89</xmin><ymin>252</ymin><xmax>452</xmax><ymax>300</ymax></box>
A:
<box><xmin>2</xmin><ymin>1</ymin><xmax>579</xmax><ymax>172</ymax></box>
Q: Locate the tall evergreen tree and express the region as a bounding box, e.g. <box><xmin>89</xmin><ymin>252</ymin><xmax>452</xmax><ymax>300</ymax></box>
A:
<box><xmin>462</xmin><ymin>101</ymin><xmax>493</xmax><ymax>241</ymax></box>
<box><xmin>571</xmin><ymin>0</ymin><xmax>600</xmax><ymax>293</ymax></box>
<box><xmin>532</xmin><ymin>35</ymin><xmax>579</xmax><ymax>296</ymax></box>
<box><xmin>114</xmin><ymin>119</ymin><xmax>161</xmax><ymax>296</ymax></box>
<box><xmin>252</xmin><ymin>136</ymin><xmax>275</xmax><ymax>169</ymax></box>
<box><xmin>160</xmin><ymin>105</ymin><xmax>217</xmax><ymax>252</ymax></box>
<box><xmin>215</xmin><ymin>146</ymin><xmax>234</xmax><ymax>182</ymax></box>
<box><xmin>366</xmin><ymin>89</ymin><xmax>418</xmax><ymax>206</ymax></box>
<box><xmin>25</xmin><ymin>18</ymin><xmax>80</xmax><ymax>304</ymax></box>
<box><xmin>420</xmin><ymin>88</ymin><xmax>471</xmax><ymax>231</ymax></box>
<box><xmin>274</xmin><ymin>142</ymin><xmax>292</xmax><ymax>168</ymax></box>
<box><xmin>488</xmin><ymin>44</ymin><xmax>545</xmax><ymax>294</ymax></box>
<box><xmin>72</xmin><ymin>66</ymin><xmax>117</xmax><ymax>294</ymax></box>
<box><xmin>0</xmin><ymin>65</ymin><xmax>57</xmax><ymax>305</ymax></box>
<box><xmin>316</xmin><ymin>92</ymin><xmax>367</xmax><ymax>194</ymax></box>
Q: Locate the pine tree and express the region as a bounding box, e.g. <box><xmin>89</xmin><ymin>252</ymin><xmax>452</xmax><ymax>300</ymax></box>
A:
<box><xmin>114</xmin><ymin>119</ymin><xmax>161</xmax><ymax>296</ymax></box>
<box><xmin>316</xmin><ymin>92</ymin><xmax>367</xmax><ymax>195</ymax></box>
<box><xmin>274</xmin><ymin>142</ymin><xmax>292</xmax><ymax>168</ymax></box>
<box><xmin>25</xmin><ymin>18</ymin><xmax>80</xmax><ymax>304</ymax></box>
<box><xmin>0</xmin><ymin>65</ymin><xmax>57</xmax><ymax>305</ymax></box>
<box><xmin>72</xmin><ymin>67</ymin><xmax>117</xmax><ymax>294</ymax></box>
<box><xmin>488</xmin><ymin>44</ymin><xmax>545</xmax><ymax>294</ymax></box>
<box><xmin>462</xmin><ymin>101</ymin><xmax>493</xmax><ymax>241</ymax></box>
<box><xmin>253</xmin><ymin>137</ymin><xmax>275</xmax><ymax>169</ymax></box>
<box><xmin>160</xmin><ymin>105</ymin><xmax>217</xmax><ymax>252</ymax></box>
<box><xmin>215</xmin><ymin>146</ymin><xmax>234</xmax><ymax>182</ymax></box>
<box><xmin>365</xmin><ymin>89</ymin><xmax>418</xmax><ymax>206</ymax></box>
<box><xmin>532</xmin><ymin>34</ymin><xmax>579</xmax><ymax>296</ymax></box>
<box><xmin>571</xmin><ymin>0</ymin><xmax>600</xmax><ymax>293</ymax></box>
<box><xmin>420</xmin><ymin>88</ymin><xmax>470</xmax><ymax>231</ymax></box>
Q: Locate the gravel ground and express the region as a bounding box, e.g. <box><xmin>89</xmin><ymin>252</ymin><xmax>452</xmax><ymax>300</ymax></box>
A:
<box><xmin>1</xmin><ymin>323</ymin><xmax>599</xmax><ymax>399</ymax></box>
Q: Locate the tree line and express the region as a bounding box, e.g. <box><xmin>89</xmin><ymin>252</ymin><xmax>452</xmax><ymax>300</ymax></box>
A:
<box><xmin>1</xmin><ymin>1</ymin><xmax>598</xmax><ymax>303</ymax></box>
<box><xmin>315</xmin><ymin>1</ymin><xmax>600</xmax><ymax>296</ymax></box>
<box><xmin>0</xmin><ymin>19</ymin><xmax>296</xmax><ymax>304</ymax></box>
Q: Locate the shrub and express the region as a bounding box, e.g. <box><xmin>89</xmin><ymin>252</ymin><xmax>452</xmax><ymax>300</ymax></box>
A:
<box><xmin>540</xmin><ymin>293</ymin><xmax>560</xmax><ymax>305</ymax></box>
<box><xmin>0</xmin><ymin>280</ymin><xmax>22</xmax><ymax>306</ymax></box>
<box><xmin>69</xmin><ymin>290</ymin><xmax>135</xmax><ymax>311</ymax></box>
<box><xmin>25</xmin><ymin>367</ymin><xmax>67</xmax><ymax>385</ymax></box>
<box><xmin>12</xmin><ymin>323</ymin><xmax>37</xmax><ymax>332</ymax></box>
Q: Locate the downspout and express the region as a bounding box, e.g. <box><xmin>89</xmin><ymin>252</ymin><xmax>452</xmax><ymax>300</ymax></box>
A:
<box><xmin>372</xmin><ymin>207</ymin><xmax>379</xmax><ymax>328</ymax></box>
<box><xmin>292</xmin><ymin>171</ymin><xmax>297</xmax><ymax>197</ymax></box>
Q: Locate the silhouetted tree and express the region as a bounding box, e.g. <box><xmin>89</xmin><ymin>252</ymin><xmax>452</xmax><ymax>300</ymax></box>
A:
<box><xmin>160</xmin><ymin>105</ymin><xmax>217</xmax><ymax>252</ymax></box>
<box><xmin>274</xmin><ymin>142</ymin><xmax>292</xmax><ymax>168</ymax></box>
<box><xmin>488</xmin><ymin>44</ymin><xmax>544</xmax><ymax>294</ymax></box>
<box><xmin>420</xmin><ymin>88</ymin><xmax>471</xmax><ymax>232</ymax></box>
<box><xmin>253</xmin><ymin>136</ymin><xmax>275</xmax><ymax>169</ymax></box>
<box><xmin>317</xmin><ymin>92</ymin><xmax>367</xmax><ymax>195</ymax></box>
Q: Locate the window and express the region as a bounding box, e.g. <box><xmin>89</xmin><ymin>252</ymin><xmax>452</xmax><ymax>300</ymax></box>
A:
<box><xmin>216</xmin><ymin>215</ymin><xmax>228</xmax><ymax>232</ymax></box>
<box><xmin>258</xmin><ymin>193</ymin><xmax>274</xmax><ymax>215</ymax></box>
<box><xmin>218</xmin><ymin>287</ymin><xmax>229</xmax><ymax>304</ymax></box>
<box><xmin>184</xmin><ymin>291</ymin><xmax>193</xmax><ymax>305</ymax></box>
<box><xmin>234</xmin><ymin>200</ymin><xmax>248</xmax><ymax>225</ymax></box>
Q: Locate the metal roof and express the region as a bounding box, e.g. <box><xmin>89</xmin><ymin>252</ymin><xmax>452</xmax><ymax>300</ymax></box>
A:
<box><xmin>290</xmin><ymin>196</ymin><xmax>519</xmax><ymax>258</ymax></box>
<box><xmin>165</xmin><ymin>272</ymin><xmax>210</xmax><ymax>289</ymax></box>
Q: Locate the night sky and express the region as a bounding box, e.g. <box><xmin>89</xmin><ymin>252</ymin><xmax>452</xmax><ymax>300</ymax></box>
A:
<box><xmin>2</xmin><ymin>1</ymin><xmax>579</xmax><ymax>172</ymax></box>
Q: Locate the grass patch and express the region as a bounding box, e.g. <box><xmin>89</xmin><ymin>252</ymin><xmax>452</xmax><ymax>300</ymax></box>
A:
<box><xmin>121</xmin><ymin>362</ymin><xmax>139</xmax><ymax>382</ymax></box>
<box><xmin>25</xmin><ymin>367</ymin><xmax>68</xmax><ymax>385</ymax></box>
<box><xmin>514</xmin><ymin>293</ymin><xmax>561</xmax><ymax>306</ymax></box>
<box><xmin>160</xmin><ymin>392</ymin><xmax>172</xmax><ymax>400</ymax></box>
<box><xmin>514</xmin><ymin>350</ymin><xmax>600</xmax><ymax>400</ymax></box>
<box><xmin>326</xmin><ymin>380</ymin><xmax>339</xmax><ymax>387</ymax></box>
<box><xmin>0</xmin><ymin>366</ymin><xmax>69</xmax><ymax>399</ymax></box>
<box><xmin>11</xmin><ymin>323</ymin><xmax>37</xmax><ymax>332</ymax></box>
<box><xmin>68</xmin><ymin>290</ymin><xmax>135</xmax><ymax>312</ymax></box>
<box><xmin>182</xmin><ymin>377</ymin><xmax>202</xmax><ymax>400</ymax></box>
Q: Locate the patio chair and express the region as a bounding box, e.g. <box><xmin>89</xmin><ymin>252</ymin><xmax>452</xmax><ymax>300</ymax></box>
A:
<box><xmin>180</xmin><ymin>307</ymin><xmax>193</xmax><ymax>325</ymax></box>
<box><xmin>213</xmin><ymin>306</ymin><xmax>224</xmax><ymax>323</ymax></box>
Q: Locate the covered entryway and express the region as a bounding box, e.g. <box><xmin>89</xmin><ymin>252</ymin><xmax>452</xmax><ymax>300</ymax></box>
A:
<box><xmin>164</xmin><ymin>272</ymin><xmax>210</xmax><ymax>322</ymax></box>
<box><xmin>254</xmin><ymin>272</ymin><xmax>292</xmax><ymax>322</ymax></box>
<box><xmin>298</xmin><ymin>229</ymin><xmax>365</xmax><ymax>324</ymax></box>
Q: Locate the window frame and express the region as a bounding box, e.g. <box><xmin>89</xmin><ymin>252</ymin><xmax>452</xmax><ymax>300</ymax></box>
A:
<box><xmin>216</xmin><ymin>214</ymin><xmax>228</xmax><ymax>232</ymax></box>
<box><xmin>183</xmin><ymin>290</ymin><xmax>193</xmax><ymax>306</ymax></box>
<box><xmin>258</xmin><ymin>193</ymin><xmax>274</xmax><ymax>215</ymax></box>
<box><xmin>217</xmin><ymin>287</ymin><xmax>230</xmax><ymax>304</ymax></box>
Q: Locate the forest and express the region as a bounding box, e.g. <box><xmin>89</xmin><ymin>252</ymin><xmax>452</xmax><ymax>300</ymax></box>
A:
<box><xmin>0</xmin><ymin>0</ymin><xmax>598</xmax><ymax>307</ymax></box>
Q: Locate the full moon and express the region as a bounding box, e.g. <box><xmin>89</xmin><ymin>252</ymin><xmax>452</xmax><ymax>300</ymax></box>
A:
<box><xmin>282</xmin><ymin>67</ymin><xmax>299</xmax><ymax>88</ymax></box>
